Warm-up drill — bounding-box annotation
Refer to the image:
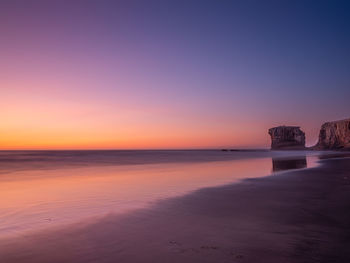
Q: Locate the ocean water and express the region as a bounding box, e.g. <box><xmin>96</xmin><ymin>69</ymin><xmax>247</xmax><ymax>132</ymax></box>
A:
<box><xmin>0</xmin><ymin>150</ymin><xmax>322</xmax><ymax>237</ymax></box>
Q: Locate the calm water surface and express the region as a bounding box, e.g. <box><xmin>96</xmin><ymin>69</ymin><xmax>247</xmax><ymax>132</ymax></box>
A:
<box><xmin>0</xmin><ymin>150</ymin><xmax>321</xmax><ymax>237</ymax></box>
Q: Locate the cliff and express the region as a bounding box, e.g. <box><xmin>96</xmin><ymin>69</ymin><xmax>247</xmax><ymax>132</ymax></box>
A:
<box><xmin>268</xmin><ymin>126</ymin><xmax>306</xmax><ymax>150</ymax></box>
<box><xmin>314</xmin><ymin>118</ymin><xmax>350</xmax><ymax>150</ymax></box>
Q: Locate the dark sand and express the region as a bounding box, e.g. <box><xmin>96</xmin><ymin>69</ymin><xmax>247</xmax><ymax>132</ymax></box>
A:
<box><xmin>1</xmin><ymin>156</ymin><xmax>350</xmax><ymax>263</ymax></box>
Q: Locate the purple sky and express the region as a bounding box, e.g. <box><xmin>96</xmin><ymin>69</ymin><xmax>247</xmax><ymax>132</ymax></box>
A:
<box><xmin>1</xmin><ymin>0</ymin><xmax>349</xmax><ymax>149</ymax></box>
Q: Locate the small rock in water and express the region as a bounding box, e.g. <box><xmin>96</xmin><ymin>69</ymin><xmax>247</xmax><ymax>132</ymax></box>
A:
<box><xmin>268</xmin><ymin>126</ymin><xmax>305</xmax><ymax>150</ymax></box>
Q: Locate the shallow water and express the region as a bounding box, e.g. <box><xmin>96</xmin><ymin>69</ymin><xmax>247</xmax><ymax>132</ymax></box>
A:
<box><xmin>0</xmin><ymin>150</ymin><xmax>321</xmax><ymax>237</ymax></box>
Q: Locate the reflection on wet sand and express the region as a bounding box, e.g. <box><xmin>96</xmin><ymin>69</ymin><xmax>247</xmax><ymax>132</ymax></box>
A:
<box><xmin>0</xmin><ymin>156</ymin><xmax>349</xmax><ymax>263</ymax></box>
<box><xmin>0</xmin><ymin>158</ymin><xmax>273</xmax><ymax>237</ymax></box>
<box><xmin>0</xmin><ymin>152</ymin><xmax>322</xmax><ymax>238</ymax></box>
<box><xmin>272</xmin><ymin>156</ymin><xmax>307</xmax><ymax>172</ymax></box>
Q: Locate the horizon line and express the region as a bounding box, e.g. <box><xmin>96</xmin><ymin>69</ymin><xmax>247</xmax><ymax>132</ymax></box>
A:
<box><xmin>0</xmin><ymin>147</ymin><xmax>270</xmax><ymax>151</ymax></box>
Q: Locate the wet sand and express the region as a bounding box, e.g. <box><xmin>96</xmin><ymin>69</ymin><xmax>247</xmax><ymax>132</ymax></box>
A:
<box><xmin>0</xmin><ymin>156</ymin><xmax>350</xmax><ymax>262</ymax></box>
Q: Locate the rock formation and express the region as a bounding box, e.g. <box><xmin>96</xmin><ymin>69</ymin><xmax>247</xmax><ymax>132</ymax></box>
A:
<box><xmin>268</xmin><ymin>126</ymin><xmax>306</xmax><ymax>150</ymax></box>
<box><xmin>314</xmin><ymin>118</ymin><xmax>350</xmax><ymax>150</ymax></box>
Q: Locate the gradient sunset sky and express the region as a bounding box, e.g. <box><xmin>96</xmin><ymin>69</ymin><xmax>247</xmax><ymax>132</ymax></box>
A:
<box><xmin>1</xmin><ymin>0</ymin><xmax>349</xmax><ymax>149</ymax></box>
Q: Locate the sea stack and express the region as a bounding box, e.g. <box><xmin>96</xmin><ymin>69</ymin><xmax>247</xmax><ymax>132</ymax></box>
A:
<box><xmin>268</xmin><ymin>126</ymin><xmax>306</xmax><ymax>150</ymax></box>
<box><xmin>314</xmin><ymin>118</ymin><xmax>350</xmax><ymax>150</ymax></box>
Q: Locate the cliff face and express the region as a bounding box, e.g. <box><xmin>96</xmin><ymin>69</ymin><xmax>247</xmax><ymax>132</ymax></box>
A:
<box><xmin>268</xmin><ymin>126</ymin><xmax>305</xmax><ymax>150</ymax></box>
<box><xmin>314</xmin><ymin>118</ymin><xmax>350</xmax><ymax>150</ymax></box>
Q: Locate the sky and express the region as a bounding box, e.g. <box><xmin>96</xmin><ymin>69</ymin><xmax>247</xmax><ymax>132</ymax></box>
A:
<box><xmin>1</xmin><ymin>0</ymin><xmax>349</xmax><ymax>149</ymax></box>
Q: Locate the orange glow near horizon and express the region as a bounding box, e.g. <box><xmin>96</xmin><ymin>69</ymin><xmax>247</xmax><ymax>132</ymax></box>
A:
<box><xmin>0</xmin><ymin>81</ymin><xmax>321</xmax><ymax>150</ymax></box>
<box><xmin>1</xmin><ymin>81</ymin><xmax>271</xmax><ymax>150</ymax></box>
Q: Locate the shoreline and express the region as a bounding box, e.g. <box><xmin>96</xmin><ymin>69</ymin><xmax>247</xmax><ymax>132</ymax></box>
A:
<box><xmin>1</xmin><ymin>155</ymin><xmax>350</xmax><ymax>262</ymax></box>
<box><xmin>0</xmin><ymin>149</ymin><xmax>338</xmax><ymax>175</ymax></box>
